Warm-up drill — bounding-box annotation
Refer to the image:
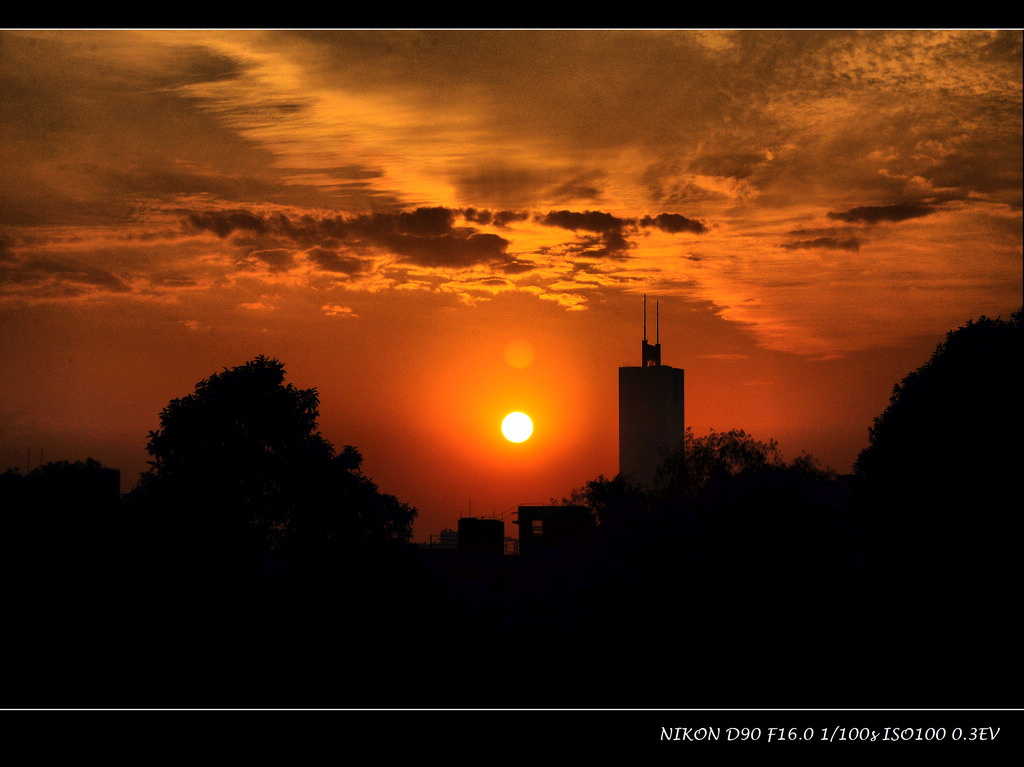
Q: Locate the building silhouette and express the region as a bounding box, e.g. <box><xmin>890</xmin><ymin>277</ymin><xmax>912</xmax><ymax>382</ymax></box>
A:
<box><xmin>457</xmin><ymin>516</ymin><xmax>505</xmax><ymax>557</ymax></box>
<box><xmin>619</xmin><ymin>296</ymin><xmax>685</xmax><ymax>486</ymax></box>
<box><xmin>514</xmin><ymin>505</ymin><xmax>595</xmax><ymax>557</ymax></box>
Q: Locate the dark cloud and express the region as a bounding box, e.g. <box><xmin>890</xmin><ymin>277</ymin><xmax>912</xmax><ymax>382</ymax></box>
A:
<box><xmin>151</xmin><ymin>273</ymin><xmax>198</xmax><ymax>288</ymax></box>
<box><xmin>318</xmin><ymin>206</ymin><xmax>453</xmax><ymax>242</ymax></box>
<box><xmin>689</xmin><ymin>150</ymin><xmax>772</xmax><ymax>181</ymax></box>
<box><xmin>462</xmin><ymin>208</ymin><xmax>492</xmax><ymax>225</ymax></box>
<box><xmin>385</xmin><ymin>231</ymin><xmax>509</xmax><ymax>268</ymax></box>
<box><xmin>478</xmin><ymin>277</ymin><xmax>510</xmax><ymax>287</ymax></box>
<box><xmin>927</xmin><ymin>145</ymin><xmax>1023</xmax><ymax>208</ymax></box>
<box><xmin>539</xmin><ymin>208</ymin><xmax>711</xmax><ymax>258</ymax></box>
<box><xmin>306</xmin><ymin>247</ymin><xmax>366</xmax><ymax>274</ymax></box>
<box><xmin>539</xmin><ymin>209</ymin><xmax>635</xmax><ymax>258</ymax></box>
<box><xmin>497</xmin><ymin>258</ymin><xmax>538</xmax><ymax>274</ymax></box>
<box><xmin>26</xmin><ymin>258</ymin><xmax>129</xmax><ymax>292</ymax></box>
<box><xmin>343</xmin><ymin>208</ymin><xmax>511</xmax><ymax>267</ymax></box>
<box><xmin>388</xmin><ymin>207</ymin><xmax>454</xmax><ymax>237</ymax></box>
<box><xmin>462</xmin><ymin>208</ymin><xmax>529</xmax><ymax>228</ymax></box>
<box><xmin>179</xmin><ymin>206</ymin><xmax>511</xmax><ymax>270</ymax></box>
<box><xmin>248</xmin><ymin>248</ymin><xmax>296</xmax><ymax>272</ymax></box>
<box><xmin>640</xmin><ymin>213</ymin><xmax>708</xmax><ymax>234</ymax></box>
<box><xmin>0</xmin><ymin>256</ymin><xmax>129</xmax><ymax>294</ymax></box>
<box><xmin>132</xmin><ymin>42</ymin><xmax>245</xmax><ymax>90</ymax></box>
<box><xmin>540</xmin><ymin>209</ymin><xmax>630</xmax><ymax>234</ymax></box>
<box><xmin>102</xmin><ymin>167</ymin><xmax>299</xmax><ymax>211</ymax></box>
<box><xmin>319</xmin><ymin>165</ymin><xmax>385</xmax><ymax>181</ymax></box>
<box><xmin>455</xmin><ymin>166</ymin><xmax>555</xmax><ymax>208</ymax></box>
<box><xmin>781</xmin><ymin>237</ymin><xmax>861</xmax><ymax>251</ymax></box>
<box><xmin>493</xmin><ymin>210</ymin><xmax>530</xmax><ymax>227</ymax></box>
<box><xmin>186</xmin><ymin>210</ymin><xmax>270</xmax><ymax>238</ymax></box>
<box><xmin>827</xmin><ymin>202</ymin><xmax>936</xmax><ymax>224</ymax></box>
<box><xmin>549</xmin><ymin>173</ymin><xmax>605</xmax><ymax>203</ymax></box>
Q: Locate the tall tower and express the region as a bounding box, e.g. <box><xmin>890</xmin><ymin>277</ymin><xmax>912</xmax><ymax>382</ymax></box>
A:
<box><xmin>619</xmin><ymin>296</ymin><xmax>685</xmax><ymax>486</ymax></box>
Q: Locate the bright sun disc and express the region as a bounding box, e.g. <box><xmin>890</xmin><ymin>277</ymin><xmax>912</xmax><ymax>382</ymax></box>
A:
<box><xmin>501</xmin><ymin>412</ymin><xmax>533</xmax><ymax>443</ymax></box>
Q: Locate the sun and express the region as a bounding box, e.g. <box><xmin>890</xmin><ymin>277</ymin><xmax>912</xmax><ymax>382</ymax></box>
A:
<box><xmin>501</xmin><ymin>411</ymin><xmax>534</xmax><ymax>443</ymax></box>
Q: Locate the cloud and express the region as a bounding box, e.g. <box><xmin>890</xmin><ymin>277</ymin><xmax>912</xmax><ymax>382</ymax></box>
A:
<box><xmin>538</xmin><ymin>290</ymin><xmax>589</xmax><ymax>311</ymax></box>
<box><xmin>152</xmin><ymin>273</ymin><xmax>199</xmax><ymax>288</ymax></box>
<box><xmin>548</xmin><ymin>173</ymin><xmax>606</xmax><ymax>204</ymax></box>
<box><xmin>239</xmin><ymin>300</ymin><xmax>276</xmax><ymax>311</ymax></box>
<box><xmin>827</xmin><ymin>202</ymin><xmax>937</xmax><ymax>224</ymax></box>
<box><xmin>247</xmin><ymin>248</ymin><xmax>296</xmax><ymax>272</ymax></box>
<box><xmin>305</xmin><ymin>247</ymin><xmax>365</xmax><ymax>275</ymax></box>
<box><xmin>186</xmin><ymin>211</ymin><xmax>271</xmax><ymax>238</ymax></box>
<box><xmin>537</xmin><ymin>209</ymin><xmax>711</xmax><ymax>260</ymax></box>
<box><xmin>640</xmin><ymin>213</ymin><xmax>708</xmax><ymax>235</ymax></box>
<box><xmin>373</xmin><ymin>206</ymin><xmax>454</xmax><ymax>237</ymax></box>
<box><xmin>0</xmin><ymin>256</ymin><xmax>129</xmax><ymax>298</ymax></box>
<box><xmin>177</xmin><ymin>206</ymin><xmax>514</xmax><ymax>269</ymax></box>
<box><xmin>540</xmin><ymin>209</ymin><xmax>629</xmax><ymax>234</ymax></box>
<box><xmin>497</xmin><ymin>259</ymin><xmax>538</xmax><ymax>275</ymax></box>
<box><xmin>0</xmin><ymin>26</ymin><xmax>1019</xmax><ymax>384</ymax></box>
<box><xmin>538</xmin><ymin>209</ymin><xmax>635</xmax><ymax>258</ymax></box>
<box><xmin>387</xmin><ymin>231</ymin><xmax>511</xmax><ymax>268</ymax></box>
<box><xmin>321</xmin><ymin>304</ymin><xmax>357</xmax><ymax>318</ymax></box>
<box><xmin>462</xmin><ymin>208</ymin><xmax>529</xmax><ymax>228</ymax></box>
<box><xmin>781</xmin><ymin>237</ymin><xmax>861</xmax><ymax>251</ymax></box>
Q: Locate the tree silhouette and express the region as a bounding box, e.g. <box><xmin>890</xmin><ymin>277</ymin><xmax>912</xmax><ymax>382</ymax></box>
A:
<box><xmin>130</xmin><ymin>355</ymin><xmax>416</xmax><ymax>590</ymax></box>
<box><xmin>0</xmin><ymin>459</ymin><xmax>135</xmax><ymax>707</ymax></box>
<box><xmin>853</xmin><ymin>308</ymin><xmax>1022</xmax><ymax>592</ymax></box>
<box><xmin>564</xmin><ymin>473</ymin><xmax>647</xmax><ymax>529</ymax></box>
<box><xmin>846</xmin><ymin>309</ymin><xmax>1022</xmax><ymax>705</ymax></box>
<box><xmin>0</xmin><ymin>458</ymin><xmax>122</xmax><ymax>582</ymax></box>
<box><xmin>655</xmin><ymin>427</ymin><xmax>803</xmax><ymax>499</ymax></box>
<box><xmin>537</xmin><ymin>427</ymin><xmax>857</xmax><ymax>707</ymax></box>
<box><xmin>651</xmin><ymin>428</ymin><xmax>848</xmax><ymax>604</ymax></box>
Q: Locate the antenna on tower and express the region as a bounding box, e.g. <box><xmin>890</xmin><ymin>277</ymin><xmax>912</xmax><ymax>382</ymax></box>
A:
<box><xmin>641</xmin><ymin>294</ymin><xmax>662</xmax><ymax>367</ymax></box>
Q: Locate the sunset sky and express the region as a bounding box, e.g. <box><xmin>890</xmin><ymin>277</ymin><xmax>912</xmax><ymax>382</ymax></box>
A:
<box><xmin>1</xmin><ymin>29</ymin><xmax>1021</xmax><ymax>540</ymax></box>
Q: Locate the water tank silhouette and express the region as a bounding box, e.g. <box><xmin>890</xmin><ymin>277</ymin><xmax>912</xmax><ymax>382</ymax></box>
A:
<box><xmin>457</xmin><ymin>517</ymin><xmax>505</xmax><ymax>556</ymax></box>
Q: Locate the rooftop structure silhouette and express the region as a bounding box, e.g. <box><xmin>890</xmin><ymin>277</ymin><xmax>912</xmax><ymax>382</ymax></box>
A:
<box><xmin>618</xmin><ymin>296</ymin><xmax>685</xmax><ymax>486</ymax></box>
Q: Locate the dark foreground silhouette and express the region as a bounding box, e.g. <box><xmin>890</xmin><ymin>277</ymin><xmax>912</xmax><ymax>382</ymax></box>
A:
<box><xmin>1</xmin><ymin>310</ymin><xmax>1020</xmax><ymax>709</ymax></box>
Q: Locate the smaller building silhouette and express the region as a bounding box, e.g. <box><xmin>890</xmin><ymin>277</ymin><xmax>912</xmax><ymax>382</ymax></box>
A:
<box><xmin>457</xmin><ymin>517</ymin><xmax>505</xmax><ymax>557</ymax></box>
<box><xmin>514</xmin><ymin>505</ymin><xmax>595</xmax><ymax>557</ymax></box>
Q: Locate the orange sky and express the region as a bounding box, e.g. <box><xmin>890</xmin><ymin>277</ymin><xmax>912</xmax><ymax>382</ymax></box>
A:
<box><xmin>1</xmin><ymin>30</ymin><xmax>1021</xmax><ymax>540</ymax></box>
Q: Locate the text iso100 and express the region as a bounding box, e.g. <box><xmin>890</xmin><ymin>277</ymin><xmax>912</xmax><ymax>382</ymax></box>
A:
<box><xmin>881</xmin><ymin>727</ymin><xmax>1000</xmax><ymax>742</ymax></box>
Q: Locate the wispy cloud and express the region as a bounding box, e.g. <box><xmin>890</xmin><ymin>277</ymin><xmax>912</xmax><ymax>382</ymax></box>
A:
<box><xmin>0</xmin><ymin>29</ymin><xmax>1019</xmax><ymax>357</ymax></box>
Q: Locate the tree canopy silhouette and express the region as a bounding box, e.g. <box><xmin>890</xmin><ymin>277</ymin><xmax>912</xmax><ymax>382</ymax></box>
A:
<box><xmin>1</xmin><ymin>458</ymin><xmax>122</xmax><ymax>579</ymax></box>
<box><xmin>130</xmin><ymin>355</ymin><xmax>416</xmax><ymax>585</ymax></box>
<box><xmin>654</xmin><ymin>426</ymin><xmax>833</xmax><ymax>499</ymax></box>
<box><xmin>853</xmin><ymin>308</ymin><xmax>1022</xmax><ymax>591</ymax></box>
